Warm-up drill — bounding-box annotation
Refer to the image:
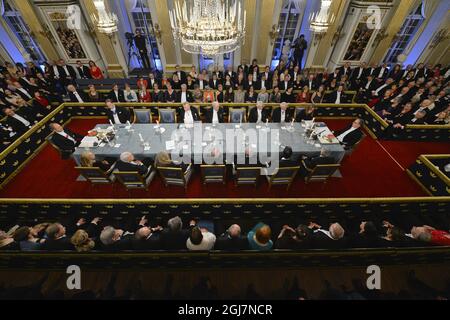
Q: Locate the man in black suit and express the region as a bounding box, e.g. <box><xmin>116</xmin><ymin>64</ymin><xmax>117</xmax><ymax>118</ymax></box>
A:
<box><xmin>108</xmin><ymin>84</ymin><xmax>126</xmax><ymax>103</ymax></box>
<box><xmin>100</xmin><ymin>216</ymin><xmax>148</xmax><ymax>251</ymax></box>
<box><xmin>12</xmin><ymin>82</ymin><xmax>33</xmax><ymax>101</ymax></box>
<box><xmin>326</xmin><ymin>85</ymin><xmax>347</xmax><ymax>104</ymax></box>
<box><xmin>49</xmin><ymin>122</ymin><xmax>83</xmax><ymax>156</ymax></box>
<box><xmin>132</xmin><ymin>216</ymin><xmax>162</xmax><ymax>250</ymax></box>
<box><xmin>272</xmin><ymin>102</ymin><xmax>293</xmax><ymax>123</ymax></box>
<box><xmin>355</xmin><ymin>75</ymin><xmax>377</xmax><ymax>102</ymax></box>
<box><xmin>224</xmin><ymin>64</ymin><xmax>237</xmax><ymax>81</ymax></box>
<box><xmin>160</xmin><ymin>216</ymin><xmax>193</xmax><ymax>250</ymax></box>
<box><xmin>238</xmin><ymin>60</ymin><xmax>249</xmax><ymax>75</ymax></box>
<box><xmin>179</xmin><ymin>102</ymin><xmax>201</xmax><ymax>125</ymax></box>
<box><xmin>177</xmin><ymin>84</ymin><xmax>194</xmax><ymax>103</ymax></box>
<box><xmin>300</xmin><ymin>148</ymin><xmax>335</xmax><ymax>177</ymax></box>
<box><xmin>205</xmin><ymin>101</ymin><xmax>224</xmax><ymax>124</ymax></box>
<box><xmin>67</xmin><ymin>84</ymin><xmax>88</xmax><ymax>103</ymax></box>
<box><xmin>147</xmin><ymin>72</ymin><xmax>160</xmax><ymax>89</ymax></box>
<box><xmin>291</xmin><ymin>34</ymin><xmax>307</xmax><ymax>68</ymax></box>
<box><xmin>248</xmin><ymin>101</ymin><xmax>269</xmax><ymax>123</ymax></box>
<box><xmin>3</xmin><ymin>107</ymin><xmax>34</xmax><ymax>134</ymax></box>
<box><xmin>105</xmin><ymin>99</ymin><xmax>131</xmax><ymax>124</ymax></box>
<box><xmin>278</xmin><ymin>146</ymin><xmax>299</xmax><ymax>167</ymax></box>
<box><xmin>173</xmin><ymin>64</ymin><xmax>187</xmax><ymax>84</ymax></box>
<box><xmin>209</xmin><ymin>73</ymin><xmax>221</xmax><ymax>90</ymax></box>
<box><xmin>196</xmin><ymin>74</ymin><xmax>208</xmax><ymax>90</ymax></box>
<box><xmin>261</xmin><ymin>66</ymin><xmax>272</xmax><ymax>83</ymax></box>
<box><xmin>76</xmin><ymin>60</ymin><xmax>91</xmax><ymax>79</ymax></box>
<box><xmin>256</xmin><ymin>74</ymin><xmax>271</xmax><ymax>90</ymax></box>
<box><xmin>339</xmin><ymin>62</ymin><xmax>352</xmax><ymax>78</ymax></box>
<box><xmin>215</xmin><ymin>224</ymin><xmax>248</xmax><ymax>251</ymax></box>
<box><xmin>55</xmin><ymin>59</ymin><xmax>77</xmax><ymax>87</ymax></box>
<box><xmin>42</xmin><ymin>223</ymin><xmax>73</xmax><ymax>251</ymax></box>
<box><xmin>350</xmin><ymin>62</ymin><xmax>367</xmax><ymax>90</ymax></box>
<box><xmin>374</xmin><ymin>63</ymin><xmax>389</xmax><ymax>81</ymax></box>
<box><xmin>134</xmin><ymin>30</ymin><xmax>151</xmax><ymax>70</ymax></box>
<box><xmin>279</xmin><ymin>74</ymin><xmax>292</xmax><ymax>91</ymax></box>
<box><xmin>302</xmin><ymin>74</ymin><xmax>318</xmax><ymax>91</ymax></box>
<box><xmin>334</xmin><ymin>118</ymin><xmax>364</xmax><ymax>149</ymax></box>
<box><xmin>309</xmin><ymin>222</ymin><xmax>347</xmax><ymax>249</ymax></box>
<box><xmin>116</xmin><ymin>151</ymin><xmax>152</xmax><ymax>176</ymax></box>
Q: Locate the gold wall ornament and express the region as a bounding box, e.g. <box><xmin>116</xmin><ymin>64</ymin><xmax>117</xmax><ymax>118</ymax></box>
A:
<box><xmin>269</xmin><ymin>24</ymin><xmax>280</xmax><ymax>45</ymax></box>
<box><xmin>38</xmin><ymin>24</ymin><xmax>56</xmax><ymax>44</ymax></box>
<box><xmin>371</xmin><ymin>28</ymin><xmax>388</xmax><ymax>47</ymax></box>
<box><xmin>429</xmin><ymin>29</ymin><xmax>448</xmax><ymax>49</ymax></box>
<box><xmin>152</xmin><ymin>23</ymin><xmax>163</xmax><ymax>45</ymax></box>
<box><xmin>331</xmin><ymin>25</ymin><xmax>345</xmax><ymax>46</ymax></box>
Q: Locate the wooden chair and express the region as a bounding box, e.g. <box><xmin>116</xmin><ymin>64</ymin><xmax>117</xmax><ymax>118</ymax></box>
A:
<box><xmin>158</xmin><ymin>108</ymin><xmax>177</xmax><ymax>123</ymax></box>
<box><xmin>157</xmin><ymin>164</ymin><xmax>193</xmax><ymax>189</ymax></box>
<box><xmin>229</xmin><ymin>108</ymin><xmax>246</xmax><ymax>123</ymax></box>
<box><xmin>303</xmin><ymin>163</ymin><xmax>341</xmax><ymax>183</ymax></box>
<box><xmin>200</xmin><ymin>164</ymin><xmax>226</xmax><ymax>184</ymax></box>
<box><xmin>114</xmin><ymin>169</ymin><xmax>156</xmax><ymax>190</ymax></box>
<box><xmin>133</xmin><ymin>109</ymin><xmax>152</xmax><ymax>124</ymax></box>
<box><xmin>75</xmin><ymin>166</ymin><xmax>115</xmax><ymax>185</ymax></box>
<box><xmin>265</xmin><ymin>166</ymin><xmax>300</xmax><ymax>190</ymax></box>
<box><xmin>235</xmin><ymin>167</ymin><xmax>261</xmax><ymax>187</ymax></box>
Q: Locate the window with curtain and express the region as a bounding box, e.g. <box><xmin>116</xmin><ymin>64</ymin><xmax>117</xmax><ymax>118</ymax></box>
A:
<box><xmin>1</xmin><ymin>0</ymin><xmax>46</xmax><ymax>63</ymax></box>
<box><xmin>271</xmin><ymin>0</ymin><xmax>302</xmax><ymax>67</ymax></box>
<box><xmin>130</xmin><ymin>0</ymin><xmax>160</xmax><ymax>61</ymax></box>
<box><xmin>383</xmin><ymin>3</ymin><xmax>425</xmax><ymax>64</ymax></box>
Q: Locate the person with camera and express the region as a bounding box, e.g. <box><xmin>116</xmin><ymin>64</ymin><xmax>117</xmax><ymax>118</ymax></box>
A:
<box><xmin>133</xmin><ymin>29</ymin><xmax>151</xmax><ymax>70</ymax></box>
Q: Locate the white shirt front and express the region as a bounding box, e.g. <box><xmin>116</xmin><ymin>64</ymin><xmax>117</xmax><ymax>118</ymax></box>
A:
<box><xmin>13</xmin><ymin>114</ymin><xmax>30</xmax><ymax>127</ymax></box>
<box><xmin>73</xmin><ymin>91</ymin><xmax>84</xmax><ymax>103</ymax></box>
<box><xmin>378</xmin><ymin>67</ymin><xmax>386</xmax><ymax>78</ymax></box>
<box><xmin>335</xmin><ymin>92</ymin><xmax>342</xmax><ymax>104</ymax></box>
<box><xmin>114</xmin><ymin>90</ymin><xmax>120</xmax><ymax>101</ymax></box>
<box><xmin>18</xmin><ymin>88</ymin><xmax>32</xmax><ymax>99</ymax></box>
<box><xmin>365</xmin><ymin>80</ymin><xmax>372</xmax><ymax>90</ymax></box>
<box><xmin>257</xmin><ymin>109</ymin><xmax>262</xmax><ymax>123</ymax></box>
<box><xmin>181</xmin><ymin>92</ymin><xmax>187</xmax><ymax>103</ymax></box>
<box><xmin>199</xmin><ymin>80</ymin><xmax>204</xmax><ymax>90</ymax></box>
<box><xmin>337</xmin><ymin>126</ymin><xmax>357</xmax><ymax>143</ymax></box>
<box><xmin>280</xmin><ymin>109</ymin><xmax>286</xmax><ymax>123</ymax></box>
<box><xmin>374</xmin><ymin>84</ymin><xmax>387</xmax><ymax>95</ymax></box>
<box><xmin>58</xmin><ymin>130</ymin><xmax>76</xmax><ymax>144</ymax></box>
<box><xmin>358</xmin><ymin>68</ymin><xmax>363</xmax><ymax>79</ymax></box>
<box><xmin>53</xmin><ymin>66</ymin><xmax>60</xmax><ymax>78</ymax></box>
<box><xmin>260</xmin><ymin>80</ymin><xmax>266</xmax><ymax>89</ymax></box>
<box><xmin>110</xmin><ymin>107</ymin><xmax>122</xmax><ymax>124</ymax></box>
<box><xmin>212</xmin><ymin>109</ymin><xmax>219</xmax><ymax>124</ymax></box>
<box><xmin>308</xmin><ymin>80</ymin><xmax>313</xmax><ymax>90</ymax></box>
<box><xmin>184</xmin><ymin>110</ymin><xmax>194</xmax><ymax>124</ymax></box>
<box><xmin>63</xmin><ymin>66</ymin><xmax>70</xmax><ymax>77</ymax></box>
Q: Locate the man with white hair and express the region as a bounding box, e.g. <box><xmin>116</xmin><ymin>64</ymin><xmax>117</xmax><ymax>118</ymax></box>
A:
<box><xmin>160</xmin><ymin>216</ymin><xmax>195</xmax><ymax>250</ymax></box>
<box><xmin>177</xmin><ymin>84</ymin><xmax>193</xmax><ymax>103</ymax></box>
<box><xmin>272</xmin><ymin>102</ymin><xmax>293</xmax><ymax>123</ymax></box>
<box><xmin>248</xmin><ymin>101</ymin><xmax>269</xmax><ymax>123</ymax></box>
<box><xmin>205</xmin><ymin>101</ymin><xmax>224</xmax><ymax>124</ymax></box>
<box><xmin>100</xmin><ymin>215</ymin><xmax>148</xmax><ymax>251</ymax></box>
<box><xmin>215</xmin><ymin>224</ymin><xmax>248</xmax><ymax>251</ymax></box>
<box><xmin>179</xmin><ymin>102</ymin><xmax>200</xmax><ymax>125</ymax></box>
<box><xmin>309</xmin><ymin>221</ymin><xmax>346</xmax><ymax>249</ymax></box>
<box><xmin>115</xmin><ymin>151</ymin><xmax>152</xmax><ymax>176</ymax></box>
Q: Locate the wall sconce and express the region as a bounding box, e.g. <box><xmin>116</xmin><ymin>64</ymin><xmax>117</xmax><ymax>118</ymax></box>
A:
<box><xmin>269</xmin><ymin>24</ymin><xmax>280</xmax><ymax>45</ymax></box>
<box><xmin>331</xmin><ymin>25</ymin><xmax>345</xmax><ymax>46</ymax></box>
<box><xmin>152</xmin><ymin>23</ymin><xmax>163</xmax><ymax>45</ymax></box>
<box><xmin>372</xmin><ymin>27</ymin><xmax>388</xmax><ymax>47</ymax></box>
<box><xmin>429</xmin><ymin>29</ymin><xmax>448</xmax><ymax>49</ymax></box>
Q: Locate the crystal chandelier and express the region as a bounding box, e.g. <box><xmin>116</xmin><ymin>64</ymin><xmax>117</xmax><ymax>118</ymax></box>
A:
<box><xmin>91</xmin><ymin>0</ymin><xmax>118</xmax><ymax>36</ymax></box>
<box><xmin>169</xmin><ymin>0</ymin><xmax>246</xmax><ymax>56</ymax></box>
<box><xmin>309</xmin><ymin>0</ymin><xmax>335</xmax><ymax>33</ymax></box>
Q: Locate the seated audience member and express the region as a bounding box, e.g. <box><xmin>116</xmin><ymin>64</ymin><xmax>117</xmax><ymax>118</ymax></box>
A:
<box><xmin>215</xmin><ymin>224</ymin><xmax>248</xmax><ymax>251</ymax></box>
<box><xmin>257</xmin><ymin>87</ymin><xmax>269</xmax><ymax>103</ymax></box>
<box><xmin>407</xmin><ymin>110</ymin><xmax>427</xmax><ymax>125</ymax></box>
<box><xmin>278</xmin><ymin>146</ymin><xmax>298</xmax><ymax>167</ymax></box>
<box><xmin>155</xmin><ymin>151</ymin><xmax>191</xmax><ymax>172</ymax></box>
<box><xmin>178</xmin><ymin>84</ymin><xmax>193</xmax><ymax>103</ymax></box>
<box><xmin>233</xmin><ymin>85</ymin><xmax>246</xmax><ymax>103</ymax></box>
<box><xmin>350</xmin><ymin>221</ymin><xmax>382</xmax><ymax>248</ymax></box>
<box><xmin>116</xmin><ymin>151</ymin><xmax>152</xmax><ymax>176</ymax></box>
<box><xmin>76</xmin><ymin>60</ymin><xmax>91</xmax><ymax>79</ymax></box>
<box><xmin>160</xmin><ymin>216</ymin><xmax>193</xmax><ymax>250</ymax></box>
<box><xmin>0</xmin><ymin>229</ymin><xmax>18</xmax><ymax>250</ymax></box>
<box><xmin>13</xmin><ymin>225</ymin><xmax>46</xmax><ymax>251</ymax></box>
<box><xmin>334</xmin><ymin>118</ymin><xmax>364</xmax><ymax>149</ymax></box>
<box><xmin>192</xmin><ymin>85</ymin><xmax>204</xmax><ymax>103</ymax></box>
<box><xmin>269</xmin><ymin>86</ymin><xmax>282</xmax><ymax>103</ymax></box>
<box><xmin>281</xmin><ymin>87</ymin><xmax>296</xmax><ymax>103</ymax></box>
<box><xmin>379</xmin><ymin>221</ymin><xmax>418</xmax><ymax>247</ymax></box>
<box><xmin>67</xmin><ymin>84</ymin><xmax>87</xmax><ymax>103</ymax></box>
<box><xmin>151</xmin><ymin>83</ymin><xmax>164</xmax><ymax>103</ymax></box>
<box><xmin>108</xmin><ymin>84</ymin><xmax>125</xmax><ymax>103</ymax></box>
<box><xmin>133</xmin><ymin>221</ymin><xmax>162</xmax><ymax>251</ymax></box>
<box><xmin>186</xmin><ymin>225</ymin><xmax>217</xmax><ymax>251</ymax></box>
<box><xmin>0</xmin><ymin>123</ymin><xmax>17</xmax><ymax>148</ymax></box>
<box><xmin>105</xmin><ymin>99</ymin><xmax>131</xmax><ymax>124</ymax></box>
<box><xmin>71</xmin><ymin>229</ymin><xmax>95</xmax><ymax>252</ymax></box>
<box><xmin>87</xmin><ymin>85</ymin><xmax>100</xmax><ymax>102</ymax></box>
<box><xmin>411</xmin><ymin>225</ymin><xmax>450</xmax><ymax>246</ymax></box>
<box><xmin>179</xmin><ymin>102</ymin><xmax>200</xmax><ymax>125</ymax></box>
<box><xmin>274</xmin><ymin>224</ymin><xmax>313</xmax><ymax>249</ymax></box>
<box><xmin>309</xmin><ymin>222</ymin><xmax>346</xmax><ymax>249</ymax></box>
<box><xmin>164</xmin><ymin>83</ymin><xmax>177</xmax><ymax>103</ymax></box>
<box><xmin>326</xmin><ymin>85</ymin><xmax>347</xmax><ymax>104</ymax></box>
<box><xmin>300</xmin><ymin>148</ymin><xmax>335</xmax><ymax>176</ymax></box>
<box><xmin>247</xmin><ymin>223</ymin><xmax>273</xmax><ymax>251</ymax></box>
<box><xmin>32</xmin><ymin>91</ymin><xmax>52</xmax><ymax>116</ymax></box>
<box><xmin>205</xmin><ymin>101</ymin><xmax>224</xmax><ymax>124</ymax></box>
<box><xmin>49</xmin><ymin>122</ymin><xmax>83</xmax><ymax>153</ymax></box>
<box><xmin>43</xmin><ymin>223</ymin><xmax>73</xmax><ymax>251</ymax></box>
<box><xmin>80</xmin><ymin>151</ymin><xmax>113</xmax><ymax>172</ymax></box>
<box><xmin>296</xmin><ymin>86</ymin><xmax>310</xmax><ymax>103</ymax></box>
<box><xmin>3</xmin><ymin>89</ymin><xmax>28</xmax><ymax>108</ymax></box>
<box><xmin>430</xmin><ymin>111</ymin><xmax>449</xmax><ymax>125</ymax></box>
<box><xmin>245</xmin><ymin>86</ymin><xmax>257</xmax><ymax>103</ymax></box>
<box><xmin>248</xmin><ymin>101</ymin><xmax>269</xmax><ymax>123</ymax></box>
<box><xmin>295</xmin><ymin>105</ymin><xmax>316</xmax><ymax>122</ymax></box>
<box><xmin>272</xmin><ymin>102</ymin><xmax>293</xmax><ymax>123</ymax></box>
<box><xmin>203</xmin><ymin>87</ymin><xmax>215</xmax><ymax>103</ymax></box>
<box><xmin>3</xmin><ymin>107</ymin><xmax>34</xmax><ymax>134</ymax></box>
<box><xmin>124</xmin><ymin>83</ymin><xmax>138</xmax><ymax>102</ymax></box>
<box><xmin>88</xmin><ymin>60</ymin><xmax>104</xmax><ymax>80</ymax></box>
<box><xmin>99</xmin><ymin>216</ymin><xmax>147</xmax><ymax>251</ymax></box>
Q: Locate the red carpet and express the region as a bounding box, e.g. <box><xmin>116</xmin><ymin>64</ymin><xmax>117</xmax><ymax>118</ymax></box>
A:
<box><xmin>1</xmin><ymin>119</ymin><xmax>448</xmax><ymax>199</ymax></box>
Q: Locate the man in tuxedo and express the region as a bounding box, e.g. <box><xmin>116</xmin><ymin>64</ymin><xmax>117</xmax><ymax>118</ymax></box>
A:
<box><xmin>147</xmin><ymin>72</ymin><xmax>160</xmax><ymax>89</ymax></box>
<box><xmin>300</xmin><ymin>148</ymin><xmax>335</xmax><ymax>176</ymax></box>
<box><xmin>43</xmin><ymin>223</ymin><xmax>73</xmax><ymax>251</ymax></box>
<box><xmin>54</xmin><ymin>59</ymin><xmax>77</xmax><ymax>87</ymax></box>
<box><xmin>356</xmin><ymin>75</ymin><xmax>377</xmax><ymax>102</ymax></box>
<box><xmin>256</xmin><ymin>74</ymin><xmax>271</xmax><ymax>90</ymax></box>
<box><xmin>248</xmin><ymin>101</ymin><xmax>269</xmax><ymax>123</ymax></box>
<box><xmin>179</xmin><ymin>102</ymin><xmax>200</xmax><ymax>125</ymax></box>
<box><xmin>339</xmin><ymin>62</ymin><xmax>352</xmax><ymax>78</ymax></box>
<box><xmin>12</xmin><ymin>82</ymin><xmax>33</xmax><ymax>101</ymax></box>
<box><xmin>160</xmin><ymin>216</ymin><xmax>193</xmax><ymax>250</ymax></box>
<box><xmin>3</xmin><ymin>107</ymin><xmax>33</xmax><ymax>134</ymax></box>
<box><xmin>134</xmin><ymin>30</ymin><xmax>151</xmax><ymax>70</ymax></box>
<box><xmin>215</xmin><ymin>224</ymin><xmax>248</xmax><ymax>251</ymax></box>
<box><xmin>67</xmin><ymin>84</ymin><xmax>88</xmax><ymax>103</ymax></box>
<box><xmin>374</xmin><ymin>63</ymin><xmax>389</xmax><ymax>81</ymax></box>
<box><xmin>100</xmin><ymin>216</ymin><xmax>149</xmax><ymax>251</ymax></box>
<box><xmin>209</xmin><ymin>73</ymin><xmax>221</xmax><ymax>90</ymax></box>
<box><xmin>309</xmin><ymin>222</ymin><xmax>347</xmax><ymax>249</ymax></box>
<box><xmin>249</xmin><ymin>59</ymin><xmax>260</xmax><ymax>79</ymax></box>
<box><xmin>76</xmin><ymin>60</ymin><xmax>91</xmax><ymax>79</ymax></box>
<box><xmin>371</xmin><ymin>78</ymin><xmax>394</xmax><ymax>98</ymax></box>
<box><xmin>205</xmin><ymin>101</ymin><xmax>224</xmax><ymax>124</ymax></box>
<box><xmin>272</xmin><ymin>102</ymin><xmax>293</xmax><ymax>123</ymax></box>
<box><xmin>278</xmin><ymin>146</ymin><xmax>298</xmax><ymax>167</ymax></box>
<box><xmin>334</xmin><ymin>118</ymin><xmax>364</xmax><ymax>149</ymax></box>
<box><xmin>178</xmin><ymin>84</ymin><xmax>193</xmax><ymax>103</ymax></box>
<box><xmin>302</xmin><ymin>74</ymin><xmax>318</xmax><ymax>91</ymax></box>
<box><xmin>105</xmin><ymin>99</ymin><xmax>131</xmax><ymax>124</ymax></box>
<box><xmin>0</xmin><ymin>123</ymin><xmax>16</xmax><ymax>148</ymax></box>
<box><xmin>291</xmin><ymin>34</ymin><xmax>307</xmax><ymax>69</ymax></box>
<box><xmin>49</xmin><ymin>122</ymin><xmax>83</xmax><ymax>155</ymax></box>
<box><xmin>328</xmin><ymin>68</ymin><xmax>341</xmax><ymax>84</ymax></box>
<box><xmin>261</xmin><ymin>66</ymin><xmax>272</xmax><ymax>83</ymax></box>
<box><xmin>280</xmin><ymin>74</ymin><xmax>292</xmax><ymax>91</ymax></box>
<box><xmin>224</xmin><ymin>64</ymin><xmax>237</xmax><ymax>81</ymax></box>
<box><xmin>133</xmin><ymin>220</ymin><xmax>162</xmax><ymax>251</ymax></box>
<box><xmin>173</xmin><ymin>64</ymin><xmax>187</xmax><ymax>84</ymax></box>
<box><xmin>290</xmin><ymin>65</ymin><xmax>301</xmax><ymax>83</ymax></box>
<box><xmin>238</xmin><ymin>60</ymin><xmax>249</xmax><ymax>75</ymax></box>
<box><xmin>116</xmin><ymin>151</ymin><xmax>152</xmax><ymax>176</ymax></box>
<box><xmin>350</xmin><ymin>62</ymin><xmax>367</xmax><ymax>89</ymax></box>
<box><xmin>326</xmin><ymin>85</ymin><xmax>347</xmax><ymax>104</ymax></box>
<box><xmin>196</xmin><ymin>74</ymin><xmax>208</xmax><ymax>90</ymax></box>
<box><xmin>108</xmin><ymin>84</ymin><xmax>126</xmax><ymax>103</ymax></box>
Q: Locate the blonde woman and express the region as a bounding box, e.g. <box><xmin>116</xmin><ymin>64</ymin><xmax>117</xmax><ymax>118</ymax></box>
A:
<box><xmin>80</xmin><ymin>151</ymin><xmax>112</xmax><ymax>172</ymax></box>
<box><xmin>155</xmin><ymin>151</ymin><xmax>172</xmax><ymax>168</ymax></box>
<box><xmin>71</xmin><ymin>229</ymin><xmax>95</xmax><ymax>252</ymax></box>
